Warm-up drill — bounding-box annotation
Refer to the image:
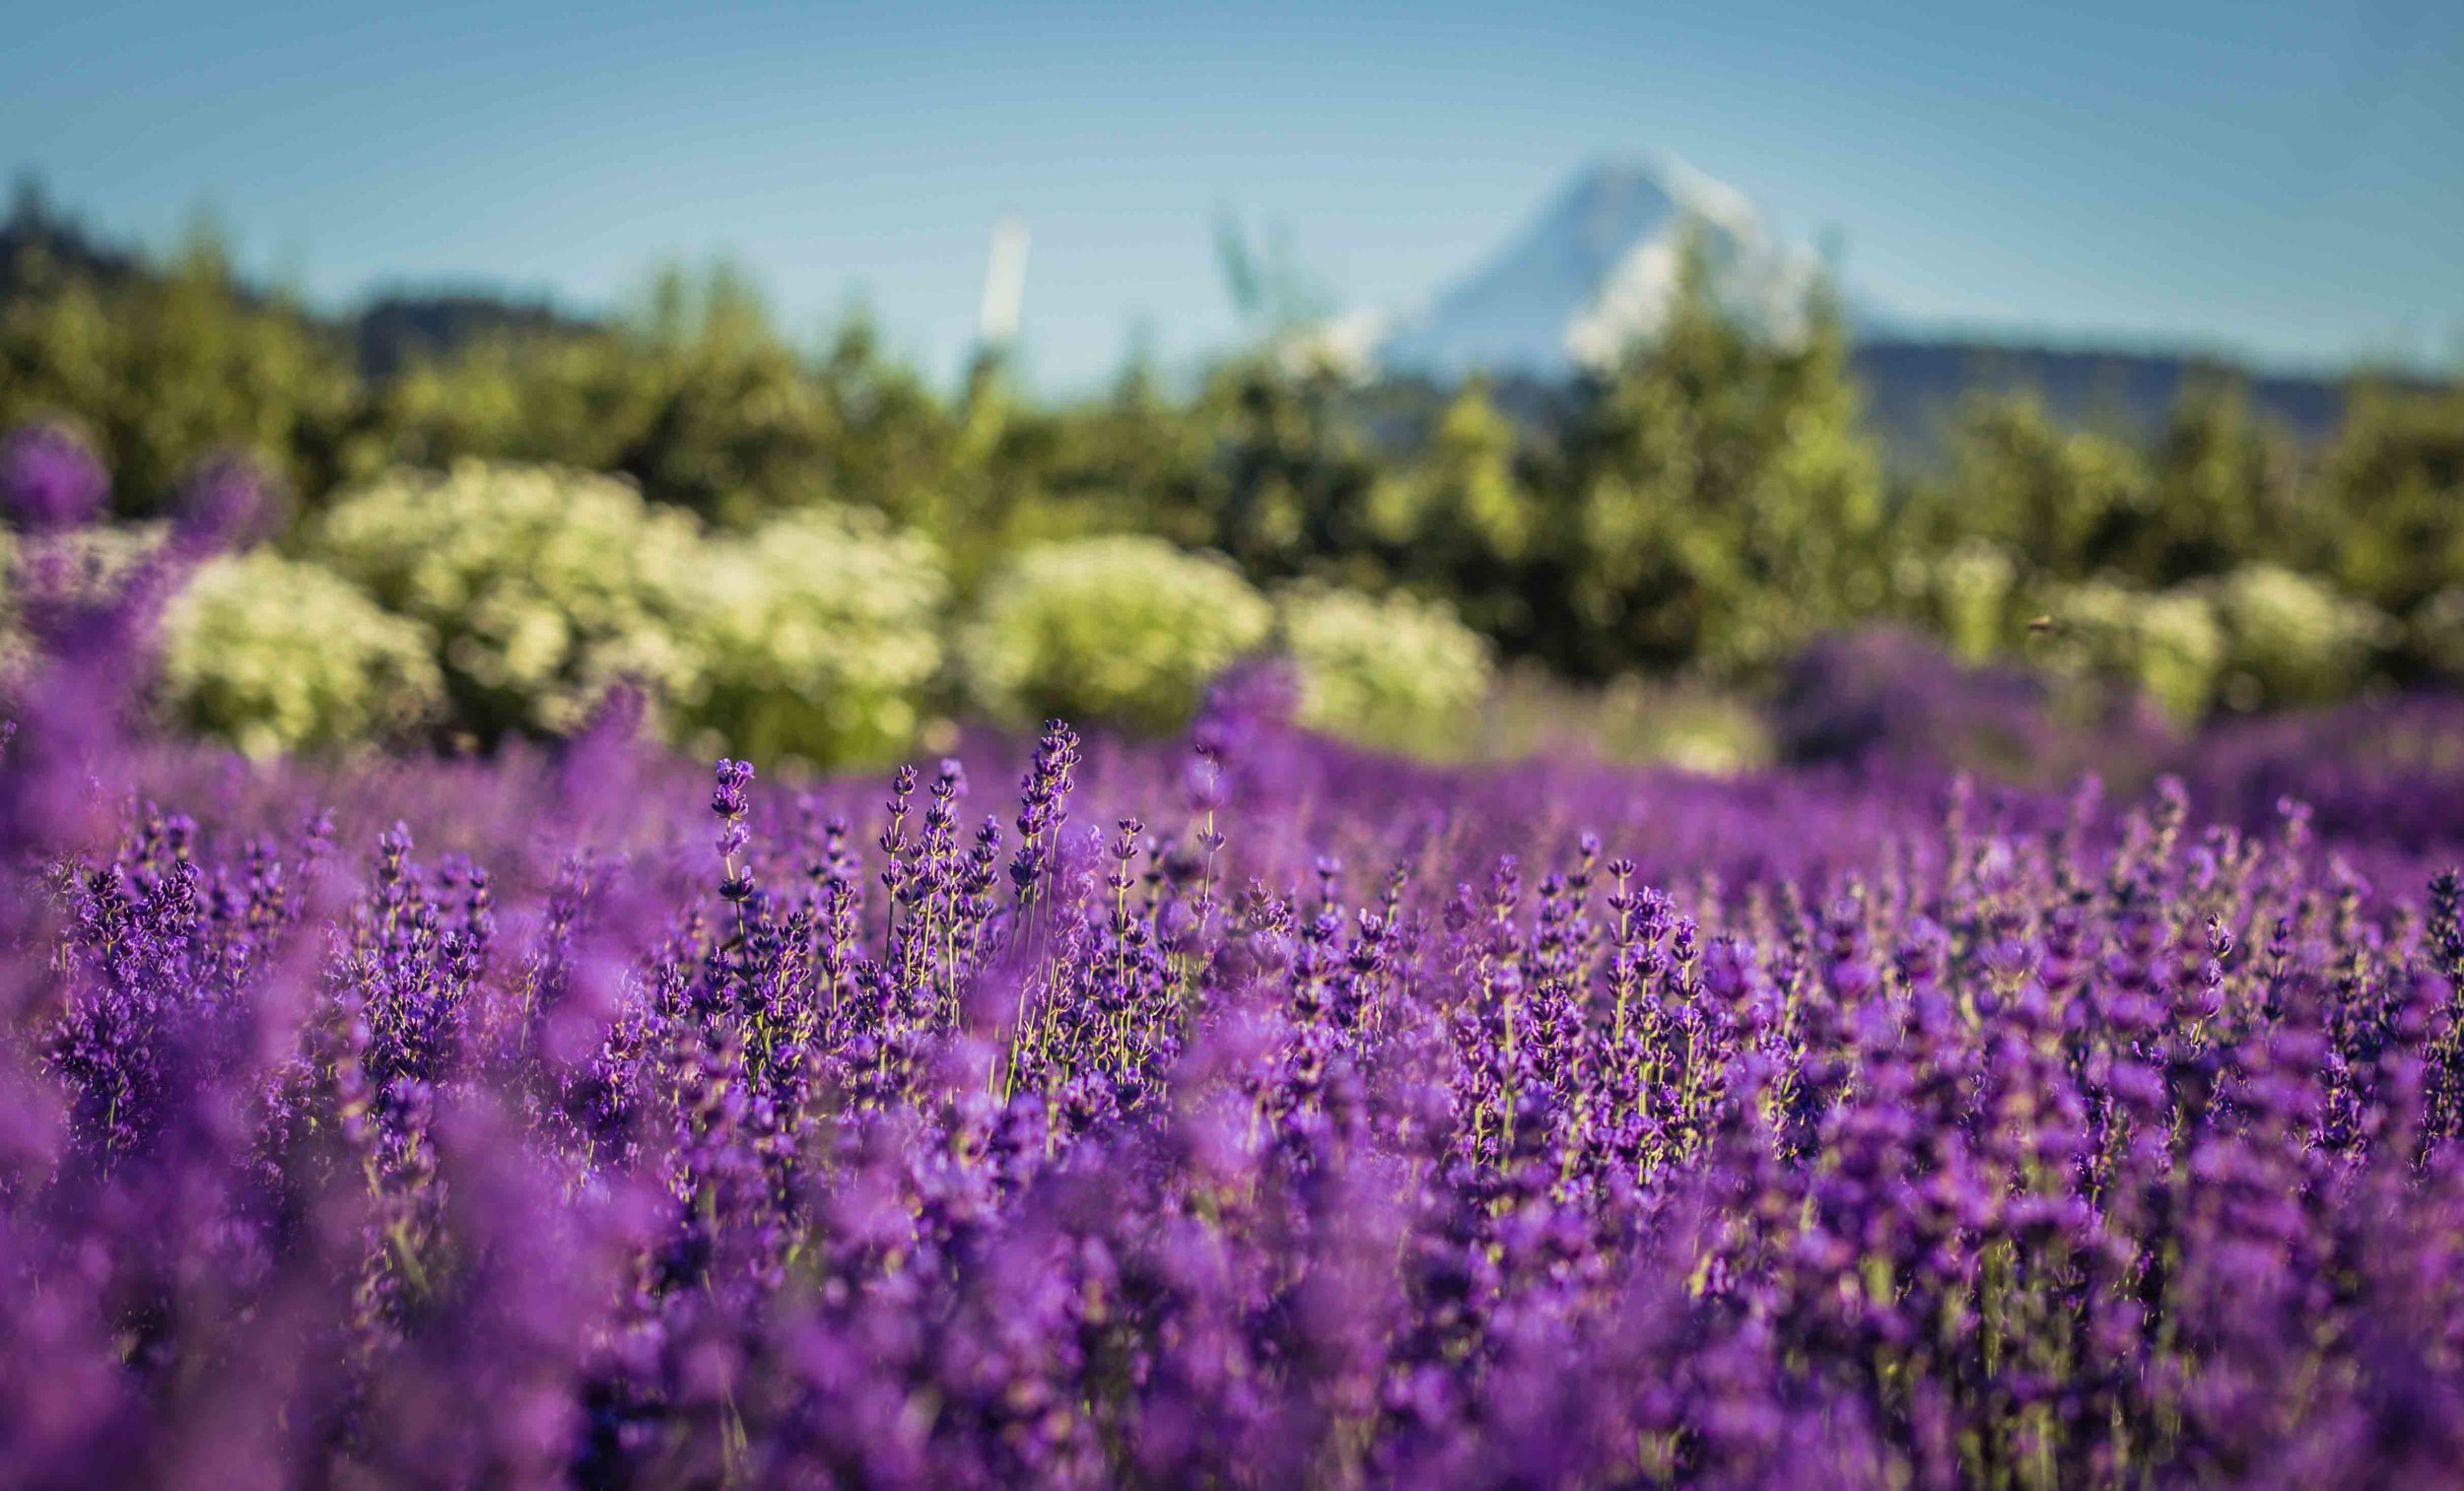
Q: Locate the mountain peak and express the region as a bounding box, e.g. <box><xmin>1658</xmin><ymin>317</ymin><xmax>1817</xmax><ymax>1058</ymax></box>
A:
<box><xmin>1523</xmin><ymin>160</ymin><xmax>1679</xmax><ymax>282</ymax></box>
<box><xmin>1367</xmin><ymin>157</ymin><xmax>1811</xmax><ymax>380</ymax></box>
<box><xmin>1554</xmin><ymin>158</ymin><xmax>1677</xmax><ymax>216</ymax></box>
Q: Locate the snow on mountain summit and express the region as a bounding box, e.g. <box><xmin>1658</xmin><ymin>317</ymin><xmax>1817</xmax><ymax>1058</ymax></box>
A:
<box><xmin>1371</xmin><ymin>158</ymin><xmax>1817</xmax><ymax>380</ymax></box>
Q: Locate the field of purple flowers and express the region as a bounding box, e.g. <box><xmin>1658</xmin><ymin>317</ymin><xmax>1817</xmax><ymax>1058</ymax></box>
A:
<box><xmin>6</xmin><ymin>502</ymin><xmax>2464</xmax><ymax>1489</ymax></box>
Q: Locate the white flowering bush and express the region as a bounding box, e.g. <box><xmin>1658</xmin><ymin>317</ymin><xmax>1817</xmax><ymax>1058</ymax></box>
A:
<box><xmin>1275</xmin><ymin>582</ymin><xmax>1493</xmax><ymax>752</ymax></box>
<box><xmin>2206</xmin><ymin>564</ymin><xmax>2391</xmax><ymax>710</ymax></box>
<box><xmin>160</xmin><ymin>550</ymin><xmax>443</xmax><ymax>757</ymax></box>
<box><xmin>2044</xmin><ymin>567</ymin><xmax>2394</xmax><ymax>717</ymax></box>
<box><xmin>2044</xmin><ymin>577</ymin><xmax>2226</xmax><ymax>720</ymax></box>
<box><xmin>959</xmin><ymin>535</ymin><xmax>1272</xmax><ymax>733</ymax></box>
<box><xmin>673</xmin><ymin>507</ymin><xmax>949</xmax><ymax>767</ymax></box>
<box><xmin>311</xmin><ymin>461</ymin><xmax>702</xmax><ymax>737</ymax></box>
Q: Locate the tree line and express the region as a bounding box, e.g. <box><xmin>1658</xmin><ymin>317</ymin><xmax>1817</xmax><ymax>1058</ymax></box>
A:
<box><xmin>5</xmin><ymin>189</ymin><xmax>2460</xmax><ymax>735</ymax></box>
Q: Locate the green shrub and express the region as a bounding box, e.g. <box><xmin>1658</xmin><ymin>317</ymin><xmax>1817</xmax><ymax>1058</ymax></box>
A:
<box><xmin>1275</xmin><ymin>582</ymin><xmax>1492</xmax><ymax>753</ymax></box>
<box><xmin>2043</xmin><ymin>567</ymin><xmax>2394</xmax><ymax>718</ymax></box>
<box><xmin>1902</xmin><ymin>538</ymin><xmax>2019</xmax><ymax>663</ymax></box>
<box><xmin>2205</xmin><ymin>564</ymin><xmax>2391</xmax><ymax>711</ymax></box>
<box><xmin>160</xmin><ymin>550</ymin><xmax>442</xmax><ymax>758</ymax></box>
<box><xmin>2321</xmin><ymin>384</ymin><xmax>2464</xmax><ymax>624</ymax></box>
<box><xmin>1926</xmin><ymin>392</ymin><xmax>2153</xmax><ymax>580</ymax></box>
<box><xmin>673</xmin><ymin>507</ymin><xmax>948</xmax><ymax>767</ymax></box>
<box><xmin>959</xmin><ymin>535</ymin><xmax>1271</xmax><ymax>733</ymax></box>
<box><xmin>2043</xmin><ymin>577</ymin><xmax>2225</xmax><ymax>720</ymax></box>
<box><xmin>311</xmin><ymin>460</ymin><xmax>702</xmax><ymax>738</ymax></box>
<box><xmin>2415</xmin><ymin>585</ymin><xmax>2464</xmax><ymax>680</ymax></box>
<box><xmin>0</xmin><ymin>227</ymin><xmax>375</xmax><ymax>513</ymax></box>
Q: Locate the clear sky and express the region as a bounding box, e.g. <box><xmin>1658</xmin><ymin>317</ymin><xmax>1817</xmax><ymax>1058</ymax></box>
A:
<box><xmin>7</xmin><ymin>0</ymin><xmax>2459</xmax><ymax>390</ymax></box>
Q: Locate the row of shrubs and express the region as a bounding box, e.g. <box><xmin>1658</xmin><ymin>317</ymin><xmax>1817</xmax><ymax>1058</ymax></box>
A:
<box><xmin>117</xmin><ymin>460</ymin><xmax>1492</xmax><ymax>764</ymax></box>
<box><xmin>0</xmin><ymin>441</ymin><xmax>2410</xmax><ymax>770</ymax></box>
<box><xmin>10</xmin><ymin>205</ymin><xmax>2458</xmax><ymax>722</ymax></box>
<box><xmin>1902</xmin><ymin>538</ymin><xmax>2400</xmax><ymax>720</ymax></box>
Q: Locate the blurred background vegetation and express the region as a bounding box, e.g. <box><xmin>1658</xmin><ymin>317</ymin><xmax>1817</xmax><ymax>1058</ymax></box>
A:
<box><xmin>3</xmin><ymin>187</ymin><xmax>2459</xmax><ymax>774</ymax></box>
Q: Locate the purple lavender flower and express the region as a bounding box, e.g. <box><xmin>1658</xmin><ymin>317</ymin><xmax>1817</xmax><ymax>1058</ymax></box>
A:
<box><xmin>170</xmin><ymin>449</ymin><xmax>273</xmax><ymax>552</ymax></box>
<box><xmin>0</xmin><ymin>600</ymin><xmax>2459</xmax><ymax>1488</ymax></box>
<box><xmin>0</xmin><ymin>421</ymin><xmax>107</xmax><ymax>532</ymax></box>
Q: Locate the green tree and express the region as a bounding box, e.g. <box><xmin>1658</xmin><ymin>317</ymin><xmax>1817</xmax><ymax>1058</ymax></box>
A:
<box><xmin>1549</xmin><ymin>229</ymin><xmax>1884</xmax><ymax>677</ymax></box>
<box><xmin>0</xmin><ymin>222</ymin><xmax>368</xmax><ymax>515</ymax></box>
<box><xmin>1916</xmin><ymin>390</ymin><xmax>2152</xmax><ymax>582</ymax></box>
<box><xmin>383</xmin><ymin>266</ymin><xmax>873</xmax><ymax>529</ymax></box>
<box><xmin>1193</xmin><ymin>353</ymin><xmax>1388</xmax><ymax>588</ymax></box>
<box><xmin>2322</xmin><ymin>382</ymin><xmax>2464</xmax><ymax>657</ymax></box>
<box><xmin>1367</xmin><ymin>377</ymin><xmax>1540</xmax><ymax>642</ymax></box>
<box><xmin>2134</xmin><ymin>376</ymin><xmax>2304</xmax><ymax>583</ymax></box>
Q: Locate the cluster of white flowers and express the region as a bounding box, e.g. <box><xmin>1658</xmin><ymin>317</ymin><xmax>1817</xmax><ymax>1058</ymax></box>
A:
<box><xmin>1274</xmin><ymin>581</ymin><xmax>1491</xmax><ymax>751</ymax></box>
<box><xmin>160</xmin><ymin>551</ymin><xmax>444</xmax><ymax>759</ymax></box>
<box><xmin>2044</xmin><ymin>564</ymin><xmax>2393</xmax><ymax>717</ymax></box>
<box><xmin>957</xmin><ymin>534</ymin><xmax>1494</xmax><ymax>748</ymax></box>
<box><xmin>957</xmin><ymin>535</ymin><xmax>1274</xmax><ymax>734</ymax></box>
<box><xmin>25</xmin><ymin>461</ymin><xmax>1503</xmax><ymax>762</ymax></box>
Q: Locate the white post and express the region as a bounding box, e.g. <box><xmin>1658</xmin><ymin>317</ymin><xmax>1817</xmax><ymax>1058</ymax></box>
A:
<box><xmin>978</xmin><ymin>212</ymin><xmax>1031</xmax><ymax>350</ymax></box>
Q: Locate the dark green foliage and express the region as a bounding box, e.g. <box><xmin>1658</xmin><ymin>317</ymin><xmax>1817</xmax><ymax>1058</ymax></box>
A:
<box><xmin>1198</xmin><ymin>355</ymin><xmax>1389</xmax><ymax>587</ymax></box>
<box><xmin>1</xmin><ymin>222</ymin><xmax>372</xmax><ymax>516</ymax></box>
<box><xmin>2322</xmin><ymin>382</ymin><xmax>2464</xmax><ymax>631</ymax></box>
<box><xmin>5</xmin><ymin>191</ymin><xmax>2460</xmax><ymax>719</ymax></box>
<box><xmin>1547</xmin><ymin>256</ymin><xmax>1885</xmax><ymax>677</ymax></box>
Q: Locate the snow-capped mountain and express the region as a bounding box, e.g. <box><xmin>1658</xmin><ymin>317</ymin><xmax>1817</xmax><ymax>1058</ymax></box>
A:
<box><xmin>1369</xmin><ymin>158</ymin><xmax>1821</xmax><ymax>380</ymax></box>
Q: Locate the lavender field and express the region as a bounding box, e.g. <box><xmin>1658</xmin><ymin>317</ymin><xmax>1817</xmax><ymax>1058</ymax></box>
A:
<box><xmin>5</xmin><ymin>481</ymin><xmax>2464</xmax><ymax>1491</ymax></box>
<box><xmin>7</xmin><ymin>0</ymin><xmax>2462</xmax><ymax>1482</ymax></box>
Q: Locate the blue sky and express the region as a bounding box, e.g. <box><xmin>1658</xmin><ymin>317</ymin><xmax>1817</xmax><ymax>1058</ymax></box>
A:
<box><xmin>7</xmin><ymin>0</ymin><xmax>2459</xmax><ymax>389</ymax></box>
